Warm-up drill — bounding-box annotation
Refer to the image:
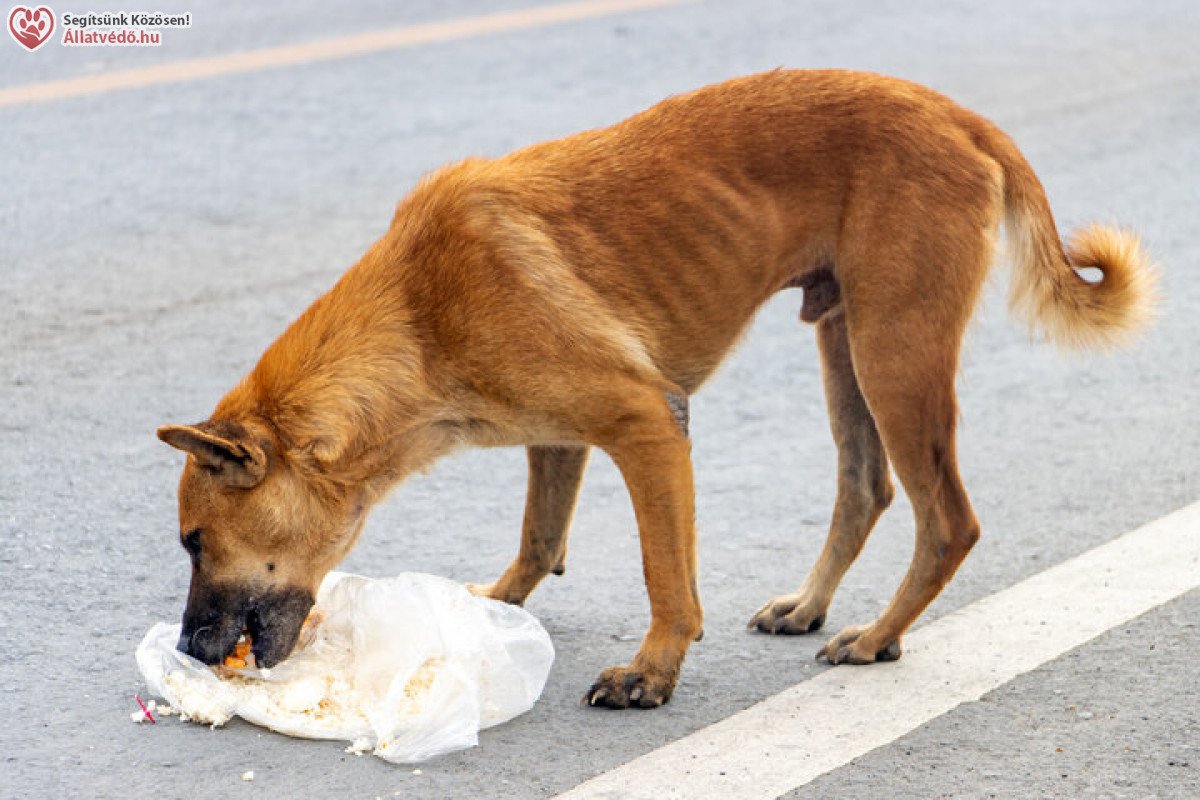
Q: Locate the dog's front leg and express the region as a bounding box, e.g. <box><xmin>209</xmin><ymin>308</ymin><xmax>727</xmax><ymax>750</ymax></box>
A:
<box><xmin>468</xmin><ymin>444</ymin><xmax>590</xmax><ymax>605</ymax></box>
<box><xmin>582</xmin><ymin>386</ymin><xmax>702</xmax><ymax>709</ymax></box>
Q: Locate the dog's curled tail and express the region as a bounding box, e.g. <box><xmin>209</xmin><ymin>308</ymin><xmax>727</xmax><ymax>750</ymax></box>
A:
<box><xmin>980</xmin><ymin>126</ymin><xmax>1158</xmax><ymax>351</ymax></box>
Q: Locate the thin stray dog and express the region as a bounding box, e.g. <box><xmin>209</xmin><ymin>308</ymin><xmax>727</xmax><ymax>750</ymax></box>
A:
<box><xmin>159</xmin><ymin>70</ymin><xmax>1155</xmax><ymax>709</ymax></box>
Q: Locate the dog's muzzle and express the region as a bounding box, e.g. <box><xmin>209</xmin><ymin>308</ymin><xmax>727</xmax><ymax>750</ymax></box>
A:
<box><xmin>177</xmin><ymin>581</ymin><xmax>315</xmax><ymax>668</ymax></box>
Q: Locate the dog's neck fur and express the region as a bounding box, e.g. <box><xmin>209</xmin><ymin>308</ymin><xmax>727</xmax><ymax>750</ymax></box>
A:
<box><xmin>213</xmin><ymin>234</ymin><xmax>456</xmax><ymax>501</ymax></box>
<box><xmin>210</xmin><ymin>165</ymin><xmax>558</xmax><ymax>502</ymax></box>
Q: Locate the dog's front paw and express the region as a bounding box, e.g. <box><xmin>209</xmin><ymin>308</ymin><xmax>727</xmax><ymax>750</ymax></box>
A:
<box><xmin>582</xmin><ymin>665</ymin><xmax>676</xmax><ymax>709</ymax></box>
<box><xmin>464</xmin><ymin>581</ymin><xmax>525</xmax><ymax>605</ymax></box>
<box><xmin>747</xmin><ymin>591</ymin><xmax>828</xmax><ymax>635</ymax></box>
<box><xmin>817</xmin><ymin>623</ymin><xmax>902</xmax><ymax>665</ymax></box>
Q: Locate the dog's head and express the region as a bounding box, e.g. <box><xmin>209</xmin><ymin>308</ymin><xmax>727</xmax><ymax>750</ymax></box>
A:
<box><xmin>157</xmin><ymin>418</ymin><xmax>367</xmax><ymax>668</ymax></box>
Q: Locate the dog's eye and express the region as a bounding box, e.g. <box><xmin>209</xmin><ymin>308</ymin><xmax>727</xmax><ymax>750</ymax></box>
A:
<box><xmin>182</xmin><ymin>528</ymin><xmax>203</xmax><ymax>558</ymax></box>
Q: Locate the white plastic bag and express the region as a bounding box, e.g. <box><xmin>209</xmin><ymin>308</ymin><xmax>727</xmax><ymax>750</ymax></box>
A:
<box><xmin>135</xmin><ymin>572</ymin><xmax>554</xmax><ymax>763</ymax></box>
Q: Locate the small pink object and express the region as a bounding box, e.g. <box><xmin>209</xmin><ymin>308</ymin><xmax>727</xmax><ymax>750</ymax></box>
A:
<box><xmin>136</xmin><ymin>694</ymin><xmax>156</xmax><ymax>723</ymax></box>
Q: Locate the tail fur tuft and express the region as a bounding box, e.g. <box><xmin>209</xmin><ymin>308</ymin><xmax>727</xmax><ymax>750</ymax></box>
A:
<box><xmin>1007</xmin><ymin>218</ymin><xmax>1158</xmax><ymax>352</ymax></box>
<box><xmin>974</xmin><ymin>119</ymin><xmax>1159</xmax><ymax>352</ymax></box>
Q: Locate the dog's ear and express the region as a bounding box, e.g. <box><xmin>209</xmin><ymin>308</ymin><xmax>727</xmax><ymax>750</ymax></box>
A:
<box><xmin>157</xmin><ymin>422</ymin><xmax>268</xmax><ymax>488</ymax></box>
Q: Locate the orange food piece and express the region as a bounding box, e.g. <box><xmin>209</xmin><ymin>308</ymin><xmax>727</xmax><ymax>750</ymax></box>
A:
<box><xmin>223</xmin><ymin>634</ymin><xmax>254</xmax><ymax>669</ymax></box>
<box><xmin>303</xmin><ymin>609</ymin><xmax>324</xmax><ymax>632</ymax></box>
<box><xmin>219</xmin><ymin>610</ymin><xmax>323</xmax><ymax>671</ymax></box>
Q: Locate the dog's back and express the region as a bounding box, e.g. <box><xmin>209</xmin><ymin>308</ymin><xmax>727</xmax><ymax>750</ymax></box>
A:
<box><xmin>393</xmin><ymin>70</ymin><xmax>1150</xmax><ymax>396</ymax></box>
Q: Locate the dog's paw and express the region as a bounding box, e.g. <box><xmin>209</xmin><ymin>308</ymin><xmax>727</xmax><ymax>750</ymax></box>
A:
<box><xmin>817</xmin><ymin>623</ymin><xmax>902</xmax><ymax>665</ymax></box>
<box><xmin>465</xmin><ymin>581</ymin><xmax>525</xmax><ymax>606</ymax></box>
<box><xmin>747</xmin><ymin>591</ymin><xmax>829</xmax><ymax>635</ymax></box>
<box><xmin>582</xmin><ymin>666</ymin><xmax>675</xmax><ymax>709</ymax></box>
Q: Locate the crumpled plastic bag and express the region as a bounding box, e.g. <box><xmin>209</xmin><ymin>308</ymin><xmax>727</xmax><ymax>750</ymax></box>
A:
<box><xmin>135</xmin><ymin>572</ymin><xmax>554</xmax><ymax>763</ymax></box>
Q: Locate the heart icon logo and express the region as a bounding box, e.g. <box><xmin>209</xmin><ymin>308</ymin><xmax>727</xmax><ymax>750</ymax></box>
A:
<box><xmin>9</xmin><ymin>5</ymin><xmax>55</xmax><ymax>51</ymax></box>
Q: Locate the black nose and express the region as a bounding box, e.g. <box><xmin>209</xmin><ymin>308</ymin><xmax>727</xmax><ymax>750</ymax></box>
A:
<box><xmin>177</xmin><ymin>614</ymin><xmax>246</xmax><ymax>664</ymax></box>
<box><xmin>176</xmin><ymin>624</ymin><xmax>217</xmax><ymax>662</ymax></box>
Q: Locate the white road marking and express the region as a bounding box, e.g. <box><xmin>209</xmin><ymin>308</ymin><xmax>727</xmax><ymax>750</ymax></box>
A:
<box><xmin>556</xmin><ymin>499</ymin><xmax>1200</xmax><ymax>800</ymax></box>
<box><xmin>0</xmin><ymin>0</ymin><xmax>697</xmax><ymax>108</ymax></box>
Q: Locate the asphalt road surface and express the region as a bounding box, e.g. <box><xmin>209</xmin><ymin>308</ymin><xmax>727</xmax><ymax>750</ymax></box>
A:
<box><xmin>2</xmin><ymin>1</ymin><xmax>1198</xmax><ymax>798</ymax></box>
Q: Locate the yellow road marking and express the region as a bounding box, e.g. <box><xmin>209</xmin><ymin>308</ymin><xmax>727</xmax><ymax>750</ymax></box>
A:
<box><xmin>0</xmin><ymin>0</ymin><xmax>696</xmax><ymax>108</ymax></box>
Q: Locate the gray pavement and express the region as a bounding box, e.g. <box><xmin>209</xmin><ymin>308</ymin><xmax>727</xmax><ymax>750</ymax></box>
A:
<box><xmin>789</xmin><ymin>589</ymin><xmax>1200</xmax><ymax>800</ymax></box>
<box><xmin>2</xmin><ymin>1</ymin><xmax>1198</xmax><ymax>798</ymax></box>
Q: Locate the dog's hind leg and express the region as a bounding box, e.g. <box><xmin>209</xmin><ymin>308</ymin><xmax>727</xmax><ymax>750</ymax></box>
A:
<box><xmin>748</xmin><ymin>309</ymin><xmax>893</xmax><ymax>635</ymax></box>
<box><xmin>817</xmin><ymin>335</ymin><xmax>980</xmax><ymax>664</ymax></box>
<box><xmin>468</xmin><ymin>444</ymin><xmax>589</xmax><ymax>605</ymax></box>
<box><xmin>817</xmin><ymin>209</ymin><xmax>990</xmax><ymax>665</ymax></box>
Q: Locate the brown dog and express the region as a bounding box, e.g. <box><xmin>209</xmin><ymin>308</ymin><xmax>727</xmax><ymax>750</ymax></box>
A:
<box><xmin>158</xmin><ymin>70</ymin><xmax>1155</xmax><ymax>709</ymax></box>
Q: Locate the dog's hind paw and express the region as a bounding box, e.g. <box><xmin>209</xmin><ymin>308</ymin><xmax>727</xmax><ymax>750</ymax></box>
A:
<box><xmin>747</xmin><ymin>591</ymin><xmax>829</xmax><ymax>635</ymax></box>
<box><xmin>817</xmin><ymin>623</ymin><xmax>902</xmax><ymax>665</ymax></box>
